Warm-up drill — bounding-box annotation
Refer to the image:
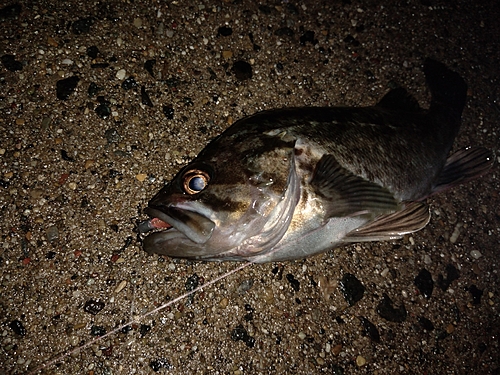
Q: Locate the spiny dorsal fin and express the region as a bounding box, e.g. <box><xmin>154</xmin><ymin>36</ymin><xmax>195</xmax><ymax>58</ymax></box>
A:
<box><xmin>343</xmin><ymin>202</ymin><xmax>430</xmax><ymax>242</ymax></box>
<box><xmin>432</xmin><ymin>147</ymin><xmax>494</xmax><ymax>195</ymax></box>
<box><xmin>311</xmin><ymin>154</ymin><xmax>399</xmax><ymax>218</ymax></box>
<box><xmin>376</xmin><ymin>87</ymin><xmax>421</xmax><ymax>112</ymax></box>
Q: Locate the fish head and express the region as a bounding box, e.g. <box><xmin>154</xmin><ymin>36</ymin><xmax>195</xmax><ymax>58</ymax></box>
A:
<box><xmin>142</xmin><ymin>129</ymin><xmax>300</xmax><ymax>261</ymax></box>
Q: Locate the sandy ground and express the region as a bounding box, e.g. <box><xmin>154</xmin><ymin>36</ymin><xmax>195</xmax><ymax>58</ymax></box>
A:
<box><xmin>1</xmin><ymin>0</ymin><xmax>499</xmax><ymax>374</ymax></box>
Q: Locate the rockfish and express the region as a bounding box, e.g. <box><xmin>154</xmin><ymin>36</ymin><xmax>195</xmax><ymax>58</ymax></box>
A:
<box><xmin>139</xmin><ymin>59</ymin><xmax>493</xmax><ymax>262</ymax></box>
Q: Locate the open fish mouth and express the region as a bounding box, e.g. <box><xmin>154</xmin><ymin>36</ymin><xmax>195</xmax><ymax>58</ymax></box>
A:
<box><xmin>139</xmin><ymin>206</ymin><xmax>216</xmax><ymax>246</ymax></box>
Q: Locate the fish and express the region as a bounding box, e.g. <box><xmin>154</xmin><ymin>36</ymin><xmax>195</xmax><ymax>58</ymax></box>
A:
<box><xmin>138</xmin><ymin>59</ymin><xmax>493</xmax><ymax>263</ymax></box>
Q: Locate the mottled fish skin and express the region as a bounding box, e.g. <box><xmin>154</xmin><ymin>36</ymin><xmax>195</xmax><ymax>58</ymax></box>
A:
<box><xmin>141</xmin><ymin>59</ymin><xmax>493</xmax><ymax>262</ymax></box>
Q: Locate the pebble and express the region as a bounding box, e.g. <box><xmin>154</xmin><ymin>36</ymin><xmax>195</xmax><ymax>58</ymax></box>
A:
<box><xmin>356</xmin><ymin>355</ymin><xmax>366</xmax><ymax>366</ymax></box>
<box><xmin>56</xmin><ymin>76</ymin><xmax>79</xmax><ymax>100</ymax></box>
<box><xmin>376</xmin><ymin>293</ymin><xmax>407</xmax><ymax>322</ymax></box>
<box><xmin>1</xmin><ymin>54</ymin><xmax>23</xmax><ymax>71</ymax></box>
<box><xmin>133</xmin><ymin>18</ymin><xmax>142</xmax><ymax>28</ymax></box>
<box><xmin>116</xmin><ymin>69</ymin><xmax>126</xmax><ymax>80</ymax></box>
<box><xmin>359</xmin><ymin>316</ymin><xmax>380</xmax><ymax>343</ymax></box>
<box><xmin>414</xmin><ymin>268</ymin><xmax>434</xmax><ymax>299</ymax></box>
<box><xmin>450</xmin><ymin>222</ymin><xmax>462</xmax><ymax>243</ymax></box>
<box><xmin>470</xmin><ymin>250</ymin><xmax>482</xmax><ymax>259</ymax></box>
<box><xmin>219</xmin><ymin>297</ymin><xmax>228</xmax><ymax>309</ymax></box>
<box><xmin>150</xmin><ymin>358</ymin><xmax>172</xmax><ymax>372</ymax></box>
<box><xmin>339</xmin><ymin>273</ymin><xmax>365</xmax><ymax>306</ymax></box>
<box><xmin>83</xmin><ymin>299</ymin><xmax>105</xmax><ymax>315</ymax></box>
<box><xmin>286</xmin><ymin>273</ymin><xmax>300</xmax><ymax>292</ymax></box>
<box><xmin>298</xmin><ymin>332</ymin><xmax>306</xmax><ymax>340</ymax></box>
<box><xmin>46</xmin><ymin>225</ymin><xmax>59</xmax><ymax>242</ymax></box>
<box><xmin>135</xmin><ymin>174</ymin><xmax>147</xmax><ymax>182</ymax></box>
<box><xmin>231</xmin><ymin>61</ymin><xmax>252</xmax><ymax>80</ymax></box>
<box><xmin>9</xmin><ymin>320</ymin><xmax>26</xmax><ymax>336</ymax></box>
<box><xmin>332</xmin><ymin>344</ymin><xmax>342</xmax><ymax>355</ymax></box>
<box><xmin>114</xmin><ymin>280</ymin><xmax>127</xmax><ymax>294</ymax></box>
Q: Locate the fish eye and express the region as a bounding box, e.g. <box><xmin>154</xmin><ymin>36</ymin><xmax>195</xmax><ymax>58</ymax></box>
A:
<box><xmin>182</xmin><ymin>169</ymin><xmax>210</xmax><ymax>195</ymax></box>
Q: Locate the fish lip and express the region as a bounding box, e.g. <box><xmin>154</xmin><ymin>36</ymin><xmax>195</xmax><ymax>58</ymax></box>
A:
<box><xmin>144</xmin><ymin>206</ymin><xmax>215</xmax><ymax>244</ymax></box>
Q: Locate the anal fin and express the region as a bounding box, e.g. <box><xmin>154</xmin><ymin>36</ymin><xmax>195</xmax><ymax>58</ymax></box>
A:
<box><xmin>344</xmin><ymin>202</ymin><xmax>430</xmax><ymax>242</ymax></box>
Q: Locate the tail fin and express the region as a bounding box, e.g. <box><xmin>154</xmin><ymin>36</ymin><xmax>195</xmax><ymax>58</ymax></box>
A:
<box><xmin>424</xmin><ymin>58</ymin><xmax>467</xmax><ymax>121</ymax></box>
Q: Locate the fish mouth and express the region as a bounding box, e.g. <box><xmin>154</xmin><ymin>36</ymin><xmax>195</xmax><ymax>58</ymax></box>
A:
<box><xmin>140</xmin><ymin>206</ymin><xmax>216</xmax><ymax>251</ymax></box>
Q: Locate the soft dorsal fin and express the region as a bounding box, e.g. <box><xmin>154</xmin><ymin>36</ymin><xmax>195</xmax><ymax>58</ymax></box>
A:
<box><xmin>377</xmin><ymin>87</ymin><xmax>421</xmax><ymax>112</ymax></box>
<box><xmin>310</xmin><ymin>154</ymin><xmax>399</xmax><ymax>218</ymax></box>
<box><xmin>432</xmin><ymin>147</ymin><xmax>494</xmax><ymax>195</ymax></box>
<box><xmin>344</xmin><ymin>202</ymin><xmax>430</xmax><ymax>242</ymax></box>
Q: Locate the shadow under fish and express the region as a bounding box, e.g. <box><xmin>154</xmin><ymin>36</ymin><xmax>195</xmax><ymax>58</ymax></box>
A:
<box><xmin>138</xmin><ymin>59</ymin><xmax>494</xmax><ymax>262</ymax></box>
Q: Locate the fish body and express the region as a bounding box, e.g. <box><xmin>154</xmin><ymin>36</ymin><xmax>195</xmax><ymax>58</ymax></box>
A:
<box><xmin>141</xmin><ymin>59</ymin><xmax>493</xmax><ymax>262</ymax></box>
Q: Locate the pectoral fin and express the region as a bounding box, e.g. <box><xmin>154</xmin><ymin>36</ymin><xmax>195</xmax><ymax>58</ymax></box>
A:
<box><xmin>311</xmin><ymin>154</ymin><xmax>399</xmax><ymax>218</ymax></box>
<box><xmin>344</xmin><ymin>202</ymin><xmax>430</xmax><ymax>242</ymax></box>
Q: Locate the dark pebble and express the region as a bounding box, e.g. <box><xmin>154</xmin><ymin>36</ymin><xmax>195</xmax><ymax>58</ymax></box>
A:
<box><xmin>231</xmin><ymin>324</ymin><xmax>255</xmax><ymax>347</ymax></box>
<box><xmin>90</xmin><ymin>325</ymin><xmax>106</xmax><ymax>336</ymax></box>
<box><xmin>258</xmin><ymin>5</ymin><xmax>272</xmax><ymax>14</ymax></box>
<box><xmin>121</xmin><ymin>76</ymin><xmax>137</xmax><ymax>90</ymax></box>
<box><xmin>61</xmin><ymin>149</ymin><xmax>75</xmax><ymax>162</ymax></box>
<box><xmin>150</xmin><ymin>358</ymin><xmax>172</xmax><ymax>372</ymax></box>
<box><xmin>299</xmin><ymin>30</ymin><xmax>318</xmax><ymax>45</ymax></box>
<box><xmin>376</xmin><ymin>293</ymin><xmax>407</xmax><ymax>322</ymax></box>
<box><xmin>83</xmin><ymin>299</ymin><xmax>105</xmax><ymax>315</ymax></box>
<box><xmin>208</xmin><ymin>67</ymin><xmax>217</xmax><ymax>80</ymax></box>
<box><xmin>144</xmin><ymin>59</ymin><xmax>156</xmax><ymax>77</ymax></box>
<box><xmin>231</xmin><ymin>61</ymin><xmax>252</xmax><ymax>81</ymax></box>
<box><xmin>217</xmin><ymin>25</ymin><xmax>233</xmax><ymax>36</ymax></box>
<box><xmin>1</xmin><ymin>54</ymin><xmax>22</xmax><ymax>71</ymax></box>
<box><xmin>162</xmin><ymin>105</ymin><xmax>174</xmax><ymax>119</ymax></box>
<box><xmin>274</xmin><ymin>27</ymin><xmax>294</xmax><ymax>37</ymax></box>
<box><xmin>90</xmin><ymin>62</ymin><xmax>109</xmax><ymax>69</ymax></box>
<box><xmin>9</xmin><ymin>320</ymin><xmax>26</xmax><ymax>336</ymax></box>
<box><xmin>359</xmin><ymin>316</ymin><xmax>380</xmax><ymax>343</ymax></box>
<box><xmin>437</xmin><ymin>264</ymin><xmax>460</xmax><ymax>291</ymax></box>
<box><xmin>330</xmin><ymin>364</ymin><xmax>344</xmax><ymax>375</ymax></box>
<box><xmin>237</xmin><ymin>279</ymin><xmax>254</xmax><ymax>294</ymax></box>
<box><xmin>56</xmin><ymin>76</ymin><xmax>79</xmax><ymax>100</ymax></box>
<box><xmin>72</xmin><ymin>17</ymin><xmax>94</xmax><ymax>34</ymax></box>
<box><xmin>46</xmin><ymin>251</ymin><xmax>56</xmax><ymax>259</ymax></box>
<box><xmin>141</xmin><ymin>86</ymin><xmax>153</xmax><ymax>107</ymax></box>
<box><xmin>339</xmin><ymin>273</ymin><xmax>365</xmax><ymax>306</ymax></box>
<box><xmin>95</xmin><ymin>103</ymin><xmax>111</xmax><ymax>119</ymax></box>
<box><xmin>244</xmin><ymin>304</ymin><xmax>254</xmax><ymax>321</ymax></box>
<box><xmin>88</xmin><ymin>82</ymin><xmax>100</xmax><ymax>97</ymax></box>
<box><xmin>185</xmin><ymin>274</ymin><xmax>199</xmax><ymax>291</ymax></box>
<box><xmin>414</xmin><ymin>268</ymin><xmax>434</xmax><ymax>299</ymax></box>
<box><xmin>121</xmin><ymin>325</ymin><xmax>132</xmax><ymax>334</ymax></box>
<box><xmin>343</xmin><ymin>34</ymin><xmax>360</xmax><ymax>46</ymax></box>
<box><xmin>86</xmin><ymin>46</ymin><xmax>99</xmax><ymax>58</ymax></box>
<box><xmin>140</xmin><ymin>324</ymin><xmax>151</xmax><ymax>337</ymax></box>
<box><xmin>0</xmin><ymin>3</ymin><xmax>22</xmax><ymax>20</ymax></box>
<box><xmin>418</xmin><ymin>316</ymin><xmax>434</xmax><ymax>331</ymax></box>
<box><xmin>286</xmin><ymin>273</ymin><xmax>300</xmax><ymax>292</ymax></box>
<box><xmin>468</xmin><ymin>284</ymin><xmax>483</xmax><ymax>305</ymax></box>
<box><xmin>105</xmin><ymin>128</ymin><xmax>121</xmax><ymax>144</ymax></box>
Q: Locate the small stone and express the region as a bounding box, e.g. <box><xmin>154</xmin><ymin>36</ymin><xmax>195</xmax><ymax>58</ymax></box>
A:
<box><xmin>298</xmin><ymin>332</ymin><xmax>306</xmax><ymax>340</ymax></box>
<box><xmin>445</xmin><ymin>324</ymin><xmax>455</xmax><ymax>334</ymax></box>
<box><xmin>219</xmin><ymin>297</ymin><xmax>229</xmax><ymax>309</ymax></box>
<box><xmin>414</xmin><ymin>268</ymin><xmax>434</xmax><ymax>299</ymax></box>
<box><xmin>56</xmin><ymin>76</ymin><xmax>79</xmax><ymax>100</ymax></box>
<box><xmin>470</xmin><ymin>250</ymin><xmax>482</xmax><ymax>259</ymax></box>
<box><xmin>46</xmin><ymin>225</ymin><xmax>59</xmax><ymax>242</ymax></box>
<box><xmin>339</xmin><ymin>273</ymin><xmax>365</xmax><ymax>306</ymax></box>
<box><xmin>114</xmin><ymin>280</ymin><xmax>127</xmax><ymax>294</ymax></box>
<box><xmin>217</xmin><ymin>26</ymin><xmax>233</xmax><ymax>36</ymax></box>
<box><xmin>10</xmin><ymin>320</ymin><xmax>26</xmax><ymax>336</ymax></box>
<box><xmin>286</xmin><ymin>274</ymin><xmax>300</xmax><ymax>292</ymax></box>
<box><xmin>359</xmin><ymin>316</ymin><xmax>380</xmax><ymax>343</ymax></box>
<box><xmin>1</xmin><ymin>54</ymin><xmax>23</xmax><ymax>71</ymax></box>
<box><xmin>150</xmin><ymin>358</ymin><xmax>172</xmax><ymax>372</ymax></box>
<box><xmin>222</xmin><ymin>50</ymin><xmax>233</xmax><ymax>59</ymax></box>
<box><xmin>83</xmin><ymin>299</ymin><xmax>105</xmax><ymax>315</ymax></box>
<box><xmin>356</xmin><ymin>355</ymin><xmax>366</xmax><ymax>367</ymax></box>
<box><xmin>141</xmin><ymin>86</ymin><xmax>153</xmax><ymax>107</ymax></box>
<box><xmin>332</xmin><ymin>344</ymin><xmax>342</xmax><ymax>355</ymax></box>
<box><xmin>116</xmin><ymin>69</ymin><xmax>126</xmax><ymax>80</ymax></box>
<box><xmin>133</xmin><ymin>18</ymin><xmax>143</xmax><ymax>28</ymax></box>
<box><xmin>468</xmin><ymin>285</ymin><xmax>483</xmax><ymax>305</ymax></box>
<box><xmin>135</xmin><ymin>173</ymin><xmax>147</xmax><ymax>182</ymax></box>
<box><xmin>231</xmin><ymin>61</ymin><xmax>252</xmax><ymax>81</ymax></box>
<box><xmin>376</xmin><ymin>293</ymin><xmax>407</xmax><ymax>322</ymax></box>
<box><xmin>95</xmin><ymin>103</ymin><xmax>111</xmax><ymax>119</ymax></box>
<box><xmin>84</xmin><ymin>160</ymin><xmax>95</xmax><ymax>169</ymax></box>
<box><xmin>15</xmin><ymin>118</ymin><xmax>24</xmax><ymax>125</ymax></box>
